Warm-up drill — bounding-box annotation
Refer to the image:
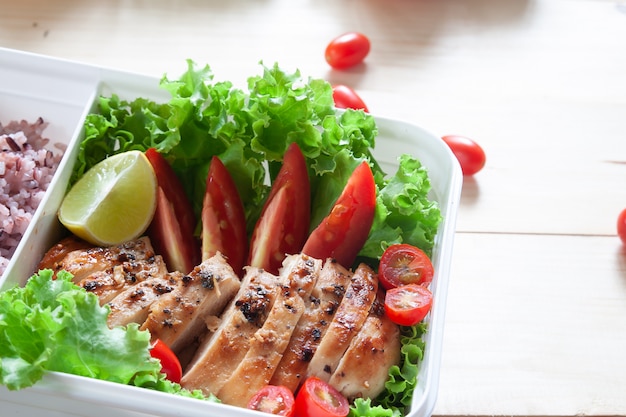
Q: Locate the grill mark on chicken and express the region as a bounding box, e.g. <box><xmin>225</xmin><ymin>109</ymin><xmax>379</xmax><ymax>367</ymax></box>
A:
<box><xmin>305</xmin><ymin>262</ymin><xmax>378</xmax><ymax>382</ymax></box>
<box><xmin>141</xmin><ymin>253</ymin><xmax>241</xmax><ymax>354</ymax></box>
<box><xmin>217</xmin><ymin>254</ymin><xmax>322</xmax><ymax>407</ymax></box>
<box><xmin>328</xmin><ymin>289</ymin><xmax>401</xmax><ymax>400</ymax></box>
<box><xmin>269</xmin><ymin>258</ymin><xmax>352</xmax><ymax>392</ymax></box>
<box><xmin>180</xmin><ymin>267</ymin><xmax>280</xmax><ymax>397</ymax></box>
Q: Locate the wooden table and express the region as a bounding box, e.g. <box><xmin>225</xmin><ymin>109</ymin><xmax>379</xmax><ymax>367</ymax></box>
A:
<box><xmin>2</xmin><ymin>0</ymin><xmax>625</xmax><ymax>415</ymax></box>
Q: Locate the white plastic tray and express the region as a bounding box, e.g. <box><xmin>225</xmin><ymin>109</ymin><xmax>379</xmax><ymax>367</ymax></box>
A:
<box><xmin>0</xmin><ymin>47</ymin><xmax>462</xmax><ymax>417</ymax></box>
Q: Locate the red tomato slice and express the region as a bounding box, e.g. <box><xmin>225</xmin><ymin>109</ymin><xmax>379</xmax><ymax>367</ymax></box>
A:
<box><xmin>384</xmin><ymin>284</ymin><xmax>433</xmax><ymax>326</ymax></box>
<box><xmin>302</xmin><ymin>161</ymin><xmax>376</xmax><ymax>269</ymax></box>
<box><xmin>441</xmin><ymin>135</ymin><xmax>486</xmax><ymax>176</ymax></box>
<box><xmin>145</xmin><ymin>148</ymin><xmax>200</xmax><ymax>274</ymax></box>
<box><xmin>247</xmin><ymin>142</ymin><xmax>311</xmax><ymax>275</ymax></box>
<box><xmin>149</xmin><ymin>339</ymin><xmax>182</xmax><ymax>384</ymax></box>
<box><xmin>247</xmin><ymin>385</ymin><xmax>296</xmax><ymax>417</ymax></box>
<box><xmin>332</xmin><ymin>85</ymin><xmax>369</xmax><ymax>112</ymax></box>
<box><xmin>325</xmin><ymin>32</ymin><xmax>371</xmax><ymax>70</ymax></box>
<box><xmin>618</xmin><ymin>208</ymin><xmax>626</xmax><ymax>244</ymax></box>
<box><xmin>294</xmin><ymin>377</ymin><xmax>349</xmax><ymax>417</ymax></box>
<box><xmin>201</xmin><ymin>156</ymin><xmax>248</xmax><ymax>275</ymax></box>
<box><xmin>379</xmin><ymin>244</ymin><xmax>434</xmax><ymax>291</ymax></box>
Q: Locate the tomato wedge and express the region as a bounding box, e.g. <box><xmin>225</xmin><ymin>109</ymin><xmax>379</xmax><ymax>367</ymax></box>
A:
<box><xmin>332</xmin><ymin>85</ymin><xmax>369</xmax><ymax>112</ymax></box>
<box><xmin>145</xmin><ymin>148</ymin><xmax>200</xmax><ymax>274</ymax></box>
<box><xmin>384</xmin><ymin>284</ymin><xmax>433</xmax><ymax>326</ymax></box>
<box><xmin>247</xmin><ymin>385</ymin><xmax>296</xmax><ymax>417</ymax></box>
<box><xmin>294</xmin><ymin>377</ymin><xmax>349</xmax><ymax>417</ymax></box>
<box><xmin>378</xmin><ymin>244</ymin><xmax>434</xmax><ymax>291</ymax></box>
<box><xmin>201</xmin><ymin>156</ymin><xmax>248</xmax><ymax>275</ymax></box>
<box><xmin>302</xmin><ymin>161</ymin><xmax>376</xmax><ymax>269</ymax></box>
<box><xmin>247</xmin><ymin>142</ymin><xmax>311</xmax><ymax>275</ymax></box>
<box><xmin>149</xmin><ymin>339</ymin><xmax>182</xmax><ymax>384</ymax></box>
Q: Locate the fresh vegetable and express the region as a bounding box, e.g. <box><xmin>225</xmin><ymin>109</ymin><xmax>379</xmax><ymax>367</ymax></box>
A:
<box><xmin>378</xmin><ymin>244</ymin><xmax>434</xmax><ymax>291</ymax></box>
<box><xmin>145</xmin><ymin>148</ymin><xmax>200</xmax><ymax>274</ymax></box>
<box><xmin>303</xmin><ymin>160</ymin><xmax>376</xmax><ymax>269</ymax></box>
<box><xmin>58</xmin><ymin>150</ymin><xmax>157</xmax><ymax>247</ymax></box>
<box><xmin>325</xmin><ymin>32</ymin><xmax>371</xmax><ymax>70</ymax></box>
<box><xmin>441</xmin><ymin>134</ymin><xmax>486</xmax><ymax>176</ymax></box>
<box><xmin>149</xmin><ymin>339</ymin><xmax>183</xmax><ymax>384</ymax></box>
<box><xmin>332</xmin><ymin>85</ymin><xmax>369</xmax><ymax>112</ymax></box>
<box><xmin>384</xmin><ymin>284</ymin><xmax>433</xmax><ymax>327</ymax></box>
<box><xmin>247</xmin><ymin>142</ymin><xmax>311</xmax><ymax>274</ymax></box>
<box><xmin>247</xmin><ymin>385</ymin><xmax>296</xmax><ymax>416</ymax></box>
<box><xmin>202</xmin><ymin>155</ymin><xmax>248</xmax><ymax>275</ymax></box>
<box><xmin>0</xmin><ymin>270</ymin><xmax>210</xmax><ymax>400</ymax></box>
<box><xmin>618</xmin><ymin>208</ymin><xmax>626</xmax><ymax>244</ymax></box>
<box><xmin>294</xmin><ymin>377</ymin><xmax>350</xmax><ymax>417</ymax></box>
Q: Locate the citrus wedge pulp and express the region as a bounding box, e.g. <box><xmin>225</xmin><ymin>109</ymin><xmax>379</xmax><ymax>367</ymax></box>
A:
<box><xmin>58</xmin><ymin>150</ymin><xmax>158</xmax><ymax>246</ymax></box>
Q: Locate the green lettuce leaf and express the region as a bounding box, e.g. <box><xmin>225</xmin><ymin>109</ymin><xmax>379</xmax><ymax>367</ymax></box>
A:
<box><xmin>0</xmin><ymin>270</ymin><xmax>211</xmax><ymax>400</ymax></box>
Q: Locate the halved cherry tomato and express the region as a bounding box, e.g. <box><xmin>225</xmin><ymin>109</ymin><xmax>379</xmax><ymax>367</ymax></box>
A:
<box><xmin>441</xmin><ymin>135</ymin><xmax>486</xmax><ymax>176</ymax></box>
<box><xmin>379</xmin><ymin>244</ymin><xmax>434</xmax><ymax>291</ymax></box>
<box><xmin>248</xmin><ymin>142</ymin><xmax>311</xmax><ymax>275</ymax></box>
<box><xmin>384</xmin><ymin>284</ymin><xmax>433</xmax><ymax>326</ymax></box>
<box><xmin>294</xmin><ymin>377</ymin><xmax>349</xmax><ymax>417</ymax></box>
<box><xmin>618</xmin><ymin>208</ymin><xmax>626</xmax><ymax>244</ymax></box>
<box><xmin>325</xmin><ymin>32</ymin><xmax>371</xmax><ymax>70</ymax></box>
<box><xmin>332</xmin><ymin>85</ymin><xmax>369</xmax><ymax>112</ymax></box>
<box><xmin>145</xmin><ymin>148</ymin><xmax>200</xmax><ymax>274</ymax></box>
<box><xmin>247</xmin><ymin>385</ymin><xmax>296</xmax><ymax>417</ymax></box>
<box><xmin>201</xmin><ymin>156</ymin><xmax>248</xmax><ymax>275</ymax></box>
<box><xmin>302</xmin><ymin>161</ymin><xmax>376</xmax><ymax>269</ymax></box>
<box><xmin>149</xmin><ymin>339</ymin><xmax>182</xmax><ymax>384</ymax></box>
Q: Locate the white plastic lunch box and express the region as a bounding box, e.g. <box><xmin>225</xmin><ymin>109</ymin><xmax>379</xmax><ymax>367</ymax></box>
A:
<box><xmin>0</xmin><ymin>47</ymin><xmax>462</xmax><ymax>417</ymax></box>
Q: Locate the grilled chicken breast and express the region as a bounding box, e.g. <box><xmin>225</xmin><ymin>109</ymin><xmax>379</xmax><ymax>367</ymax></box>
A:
<box><xmin>269</xmin><ymin>258</ymin><xmax>352</xmax><ymax>391</ymax></box>
<box><xmin>305</xmin><ymin>262</ymin><xmax>379</xmax><ymax>382</ymax></box>
<box><xmin>217</xmin><ymin>254</ymin><xmax>322</xmax><ymax>407</ymax></box>
<box><xmin>180</xmin><ymin>267</ymin><xmax>280</xmax><ymax>396</ymax></box>
<box><xmin>328</xmin><ymin>289</ymin><xmax>401</xmax><ymax>399</ymax></box>
<box><xmin>141</xmin><ymin>253</ymin><xmax>241</xmax><ymax>354</ymax></box>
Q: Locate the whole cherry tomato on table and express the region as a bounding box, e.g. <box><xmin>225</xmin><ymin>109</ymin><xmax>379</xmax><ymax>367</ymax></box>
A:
<box><xmin>379</xmin><ymin>244</ymin><xmax>434</xmax><ymax>291</ymax></box>
<box><xmin>618</xmin><ymin>208</ymin><xmax>626</xmax><ymax>244</ymax></box>
<box><xmin>441</xmin><ymin>135</ymin><xmax>486</xmax><ymax>176</ymax></box>
<box><xmin>332</xmin><ymin>85</ymin><xmax>369</xmax><ymax>112</ymax></box>
<box><xmin>384</xmin><ymin>283</ymin><xmax>433</xmax><ymax>327</ymax></box>
<box><xmin>149</xmin><ymin>339</ymin><xmax>182</xmax><ymax>384</ymax></box>
<box><xmin>294</xmin><ymin>377</ymin><xmax>350</xmax><ymax>417</ymax></box>
<box><xmin>325</xmin><ymin>31</ymin><xmax>371</xmax><ymax>70</ymax></box>
<box><xmin>247</xmin><ymin>385</ymin><xmax>296</xmax><ymax>417</ymax></box>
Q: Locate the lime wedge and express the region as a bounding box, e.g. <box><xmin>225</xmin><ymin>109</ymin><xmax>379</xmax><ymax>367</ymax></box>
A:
<box><xmin>58</xmin><ymin>150</ymin><xmax>157</xmax><ymax>246</ymax></box>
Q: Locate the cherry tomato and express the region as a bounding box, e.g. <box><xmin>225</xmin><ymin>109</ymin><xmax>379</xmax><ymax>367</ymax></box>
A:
<box><xmin>302</xmin><ymin>161</ymin><xmax>376</xmax><ymax>269</ymax></box>
<box><xmin>145</xmin><ymin>148</ymin><xmax>200</xmax><ymax>274</ymax></box>
<box><xmin>384</xmin><ymin>284</ymin><xmax>433</xmax><ymax>326</ymax></box>
<box><xmin>201</xmin><ymin>156</ymin><xmax>248</xmax><ymax>275</ymax></box>
<box><xmin>332</xmin><ymin>85</ymin><xmax>369</xmax><ymax>112</ymax></box>
<box><xmin>247</xmin><ymin>385</ymin><xmax>296</xmax><ymax>417</ymax></box>
<box><xmin>618</xmin><ymin>208</ymin><xmax>626</xmax><ymax>244</ymax></box>
<box><xmin>379</xmin><ymin>244</ymin><xmax>434</xmax><ymax>291</ymax></box>
<box><xmin>294</xmin><ymin>377</ymin><xmax>350</xmax><ymax>417</ymax></box>
<box><xmin>441</xmin><ymin>135</ymin><xmax>486</xmax><ymax>176</ymax></box>
<box><xmin>248</xmin><ymin>142</ymin><xmax>311</xmax><ymax>275</ymax></box>
<box><xmin>325</xmin><ymin>32</ymin><xmax>371</xmax><ymax>70</ymax></box>
<box><xmin>149</xmin><ymin>339</ymin><xmax>182</xmax><ymax>383</ymax></box>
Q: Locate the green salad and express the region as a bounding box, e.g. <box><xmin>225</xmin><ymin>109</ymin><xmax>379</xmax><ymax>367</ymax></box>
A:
<box><xmin>0</xmin><ymin>61</ymin><xmax>441</xmax><ymax>416</ymax></box>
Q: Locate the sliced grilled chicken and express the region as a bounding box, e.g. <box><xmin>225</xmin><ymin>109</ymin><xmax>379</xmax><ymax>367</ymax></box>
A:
<box><xmin>106</xmin><ymin>273</ymin><xmax>182</xmax><ymax>328</ymax></box>
<box><xmin>180</xmin><ymin>267</ymin><xmax>280</xmax><ymax>396</ymax></box>
<box><xmin>141</xmin><ymin>253</ymin><xmax>241</xmax><ymax>354</ymax></box>
<box><xmin>37</xmin><ymin>235</ymin><xmax>93</xmax><ymax>272</ymax></box>
<box><xmin>217</xmin><ymin>254</ymin><xmax>322</xmax><ymax>407</ymax></box>
<box><xmin>305</xmin><ymin>262</ymin><xmax>378</xmax><ymax>382</ymax></box>
<box><xmin>329</xmin><ymin>289</ymin><xmax>401</xmax><ymax>400</ymax></box>
<box><xmin>45</xmin><ymin>236</ymin><xmax>159</xmax><ymax>284</ymax></box>
<box><xmin>269</xmin><ymin>258</ymin><xmax>352</xmax><ymax>392</ymax></box>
